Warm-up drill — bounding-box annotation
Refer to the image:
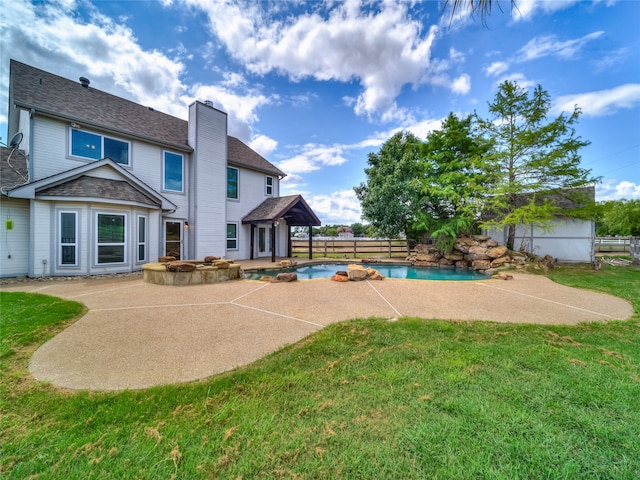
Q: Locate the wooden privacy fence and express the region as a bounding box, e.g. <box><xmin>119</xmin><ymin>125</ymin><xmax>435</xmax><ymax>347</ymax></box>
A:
<box><xmin>594</xmin><ymin>237</ymin><xmax>633</xmax><ymax>253</ymax></box>
<box><xmin>291</xmin><ymin>238</ymin><xmax>408</xmax><ymax>259</ymax></box>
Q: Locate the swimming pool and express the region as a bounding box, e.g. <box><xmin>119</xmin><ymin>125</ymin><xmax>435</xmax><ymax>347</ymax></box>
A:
<box><xmin>244</xmin><ymin>263</ymin><xmax>490</xmax><ymax>281</ymax></box>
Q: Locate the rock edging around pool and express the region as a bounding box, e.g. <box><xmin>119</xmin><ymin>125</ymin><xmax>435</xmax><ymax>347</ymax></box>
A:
<box><xmin>143</xmin><ymin>259</ymin><xmax>242</xmax><ymax>286</ymax></box>
<box><xmin>252</xmin><ymin>262</ymin><xmax>386</xmax><ymax>283</ymax></box>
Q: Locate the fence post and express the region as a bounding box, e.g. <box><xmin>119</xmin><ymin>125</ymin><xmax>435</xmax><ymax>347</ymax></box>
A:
<box><xmin>353</xmin><ymin>239</ymin><xmax>357</xmax><ymax>258</ymax></box>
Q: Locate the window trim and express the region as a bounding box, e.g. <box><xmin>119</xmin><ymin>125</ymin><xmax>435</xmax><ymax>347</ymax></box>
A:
<box><xmin>137</xmin><ymin>215</ymin><xmax>147</xmax><ymax>263</ymax></box>
<box><xmin>265</xmin><ymin>175</ymin><xmax>274</xmax><ymax>196</ymax></box>
<box><xmin>70</xmin><ymin>128</ymin><xmax>131</xmax><ymax>166</ymax></box>
<box><xmin>58</xmin><ymin>210</ymin><xmax>78</xmax><ymax>267</ymax></box>
<box><xmin>226</xmin><ymin>222</ymin><xmax>238</xmax><ymax>250</ymax></box>
<box><xmin>163</xmin><ymin>151</ymin><xmax>184</xmax><ymax>193</ymax></box>
<box><xmin>227</xmin><ymin>166</ymin><xmax>239</xmax><ymax>200</ymax></box>
<box><xmin>95</xmin><ymin>212</ymin><xmax>127</xmax><ymax>265</ymax></box>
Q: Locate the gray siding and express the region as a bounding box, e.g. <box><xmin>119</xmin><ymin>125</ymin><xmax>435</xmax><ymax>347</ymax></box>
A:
<box><xmin>0</xmin><ymin>198</ymin><xmax>30</xmax><ymax>277</ymax></box>
<box><xmin>189</xmin><ymin>102</ymin><xmax>228</xmax><ymax>259</ymax></box>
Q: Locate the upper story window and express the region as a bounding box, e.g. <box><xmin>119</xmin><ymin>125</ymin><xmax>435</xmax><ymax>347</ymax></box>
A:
<box><xmin>227</xmin><ymin>167</ymin><xmax>239</xmax><ymax>199</ymax></box>
<box><xmin>266</xmin><ymin>175</ymin><xmax>274</xmax><ymax>196</ymax></box>
<box><xmin>70</xmin><ymin>129</ymin><xmax>130</xmax><ymax>166</ymax></box>
<box><xmin>163</xmin><ymin>151</ymin><xmax>184</xmax><ymax>192</ymax></box>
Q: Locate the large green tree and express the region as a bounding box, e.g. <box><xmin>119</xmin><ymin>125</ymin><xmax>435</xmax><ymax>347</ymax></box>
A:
<box><xmin>597</xmin><ymin>199</ymin><xmax>640</xmax><ymax>236</ymax></box>
<box><xmin>354</xmin><ymin>132</ymin><xmax>424</xmax><ymax>239</ymax></box>
<box><xmin>414</xmin><ymin>113</ymin><xmax>494</xmax><ymax>250</ymax></box>
<box><xmin>478</xmin><ymin>80</ymin><xmax>598</xmax><ymax>250</ymax></box>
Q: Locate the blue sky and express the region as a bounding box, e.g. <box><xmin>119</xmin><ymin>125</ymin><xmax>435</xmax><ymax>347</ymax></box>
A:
<box><xmin>1</xmin><ymin>0</ymin><xmax>639</xmax><ymax>224</ymax></box>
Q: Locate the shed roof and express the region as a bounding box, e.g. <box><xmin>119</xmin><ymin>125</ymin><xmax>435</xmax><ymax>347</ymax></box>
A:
<box><xmin>242</xmin><ymin>195</ymin><xmax>321</xmax><ymax>226</ymax></box>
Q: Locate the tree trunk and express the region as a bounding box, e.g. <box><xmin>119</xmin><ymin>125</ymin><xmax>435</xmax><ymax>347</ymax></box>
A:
<box><xmin>507</xmin><ymin>224</ymin><xmax>515</xmax><ymax>251</ymax></box>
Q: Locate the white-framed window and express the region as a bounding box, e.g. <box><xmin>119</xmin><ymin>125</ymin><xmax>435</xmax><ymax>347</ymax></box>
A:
<box><xmin>226</xmin><ymin>223</ymin><xmax>238</xmax><ymax>250</ymax></box>
<box><xmin>137</xmin><ymin>215</ymin><xmax>147</xmax><ymax>263</ymax></box>
<box><xmin>265</xmin><ymin>175</ymin><xmax>274</xmax><ymax>196</ymax></box>
<box><xmin>59</xmin><ymin>211</ymin><xmax>78</xmax><ymax>266</ymax></box>
<box><xmin>96</xmin><ymin>212</ymin><xmax>127</xmax><ymax>264</ymax></box>
<box><xmin>163</xmin><ymin>151</ymin><xmax>184</xmax><ymax>192</ymax></box>
<box><xmin>70</xmin><ymin>128</ymin><xmax>130</xmax><ymax>166</ymax></box>
<box><xmin>227</xmin><ymin>167</ymin><xmax>239</xmax><ymax>199</ymax></box>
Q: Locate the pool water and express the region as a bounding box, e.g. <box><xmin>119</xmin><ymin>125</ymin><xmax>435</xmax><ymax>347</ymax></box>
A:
<box><xmin>244</xmin><ymin>263</ymin><xmax>490</xmax><ymax>281</ymax></box>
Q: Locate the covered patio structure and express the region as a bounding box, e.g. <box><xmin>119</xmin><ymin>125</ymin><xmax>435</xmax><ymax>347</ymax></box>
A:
<box><xmin>242</xmin><ymin>194</ymin><xmax>321</xmax><ymax>262</ymax></box>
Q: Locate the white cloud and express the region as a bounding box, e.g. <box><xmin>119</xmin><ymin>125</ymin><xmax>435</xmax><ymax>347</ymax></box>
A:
<box><xmin>596</xmin><ymin>180</ymin><xmax>640</xmax><ymax>201</ymax></box>
<box><xmin>493</xmin><ymin>72</ymin><xmax>536</xmax><ymax>90</ymax></box>
<box><xmin>307</xmin><ymin>190</ymin><xmax>363</xmax><ymax>225</ymax></box>
<box><xmin>552</xmin><ymin>84</ymin><xmax>640</xmax><ymax>117</ymax></box>
<box><xmin>485</xmin><ymin>61</ymin><xmax>509</xmax><ymax>77</ymax></box>
<box><xmin>0</xmin><ymin>0</ymin><xmax>270</xmax><ymax>144</ymax></box>
<box><xmin>249</xmin><ymin>134</ymin><xmax>278</xmax><ymax>158</ymax></box>
<box><xmin>276</xmin><ymin>143</ymin><xmax>348</xmax><ymax>175</ymax></box>
<box><xmin>592</xmin><ymin>47</ymin><xmax>630</xmax><ymax>72</ymax></box>
<box><xmin>280</xmin><ymin>174</ymin><xmax>305</xmax><ymax>190</ymax></box>
<box><xmin>451</xmin><ymin>74</ymin><xmax>471</xmax><ymax>95</ymax></box>
<box><xmin>516</xmin><ymin>31</ymin><xmax>604</xmax><ymax>62</ymax></box>
<box><xmin>185</xmin><ymin>0</ymin><xmax>454</xmax><ymax>121</ymax></box>
<box><xmin>512</xmin><ymin>0</ymin><xmax>582</xmax><ymax>22</ymax></box>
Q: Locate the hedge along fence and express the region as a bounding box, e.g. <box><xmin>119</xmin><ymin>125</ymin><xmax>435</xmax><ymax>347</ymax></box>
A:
<box><xmin>291</xmin><ymin>239</ymin><xmax>409</xmax><ymax>259</ymax></box>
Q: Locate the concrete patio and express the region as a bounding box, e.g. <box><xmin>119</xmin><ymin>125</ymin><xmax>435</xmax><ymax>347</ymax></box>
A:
<box><xmin>1</xmin><ymin>261</ymin><xmax>632</xmax><ymax>391</ymax></box>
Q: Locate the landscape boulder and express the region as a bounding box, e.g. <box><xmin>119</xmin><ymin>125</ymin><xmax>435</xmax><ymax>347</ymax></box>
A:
<box><xmin>166</xmin><ymin>261</ymin><xmax>197</xmax><ymax>272</ymax></box>
<box><xmin>471</xmin><ymin>260</ymin><xmax>491</xmax><ymax>270</ymax></box>
<box><xmin>493</xmin><ymin>273</ymin><xmax>514</xmax><ymax>280</ymax></box>
<box><xmin>347</xmin><ymin>264</ymin><xmax>369</xmax><ymax>281</ymax></box>
<box><xmin>213</xmin><ymin>260</ymin><xmax>232</xmax><ymax>269</ymax></box>
<box><xmin>490</xmin><ymin>256</ymin><xmax>511</xmax><ymax>268</ymax></box>
<box><xmin>204</xmin><ymin>255</ymin><xmax>221</xmax><ymax>263</ymax></box>
<box><xmin>366</xmin><ymin>268</ymin><xmax>384</xmax><ymax>280</ymax></box>
<box><xmin>273</xmin><ymin>272</ymin><xmax>298</xmax><ymax>283</ymax></box>
<box><xmin>279</xmin><ymin>259</ymin><xmax>298</xmax><ymax>267</ymax></box>
<box><xmin>158</xmin><ymin>256</ymin><xmax>176</xmax><ymax>263</ymax></box>
<box><xmin>486</xmin><ymin>246</ymin><xmax>508</xmax><ymax>259</ymax></box>
<box><xmin>331</xmin><ymin>274</ymin><xmax>349</xmax><ymax>282</ymax></box>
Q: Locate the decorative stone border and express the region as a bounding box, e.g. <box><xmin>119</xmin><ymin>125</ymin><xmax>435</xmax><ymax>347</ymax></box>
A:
<box><xmin>142</xmin><ymin>261</ymin><xmax>242</xmax><ymax>286</ymax></box>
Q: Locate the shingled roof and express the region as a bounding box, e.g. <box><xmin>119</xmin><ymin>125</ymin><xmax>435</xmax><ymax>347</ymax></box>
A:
<box><xmin>10</xmin><ymin>60</ymin><xmax>190</xmax><ymax>152</ymax></box>
<box><xmin>0</xmin><ymin>147</ymin><xmax>29</xmax><ymax>194</ymax></box>
<box><xmin>10</xmin><ymin>60</ymin><xmax>285</xmax><ymax>176</ymax></box>
<box><xmin>242</xmin><ymin>195</ymin><xmax>321</xmax><ymax>226</ymax></box>
<box><xmin>481</xmin><ymin>186</ymin><xmax>596</xmax><ymax>221</ymax></box>
<box><xmin>228</xmin><ymin>136</ymin><xmax>285</xmax><ymax>177</ymax></box>
<box><xmin>38</xmin><ymin>176</ymin><xmax>160</xmax><ymax>207</ymax></box>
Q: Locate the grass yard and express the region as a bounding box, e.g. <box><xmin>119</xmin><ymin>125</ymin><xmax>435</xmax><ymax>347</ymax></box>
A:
<box><xmin>1</xmin><ymin>264</ymin><xmax>639</xmax><ymax>479</ymax></box>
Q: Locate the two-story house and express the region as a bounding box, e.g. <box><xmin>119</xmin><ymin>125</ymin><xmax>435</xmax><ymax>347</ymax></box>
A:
<box><xmin>0</xmin><ymin>60</ymin><xmax>320</xmax><ymax>278</ymax></box>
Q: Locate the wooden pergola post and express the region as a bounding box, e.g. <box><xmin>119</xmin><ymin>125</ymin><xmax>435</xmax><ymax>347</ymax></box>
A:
<box><xmin>271</xmin><ymin>222</ymin><xmax>276</xmax><ymax>262</ymax></box>
<box><xmin>249</xmin><ymin>224</ymin><xmax>255</xmax><ymax>260</ymax></box>
<box><xmin>308</xmin><ymin>225</ymin><xmax>313</xmax><ymax>260</ymax></box>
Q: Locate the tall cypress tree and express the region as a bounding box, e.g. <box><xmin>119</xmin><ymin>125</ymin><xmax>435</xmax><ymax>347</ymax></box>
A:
<box><xmin>478</xmin><ymin>80</ymin><xmax>598</xmax><ymax>250</ymax></box>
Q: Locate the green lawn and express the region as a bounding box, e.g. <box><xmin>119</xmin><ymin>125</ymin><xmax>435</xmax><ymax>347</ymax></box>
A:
<box><xmin>1</xmin><ymin>264</ymin><xmax>638</xmax><ymax>479</ymax></box>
